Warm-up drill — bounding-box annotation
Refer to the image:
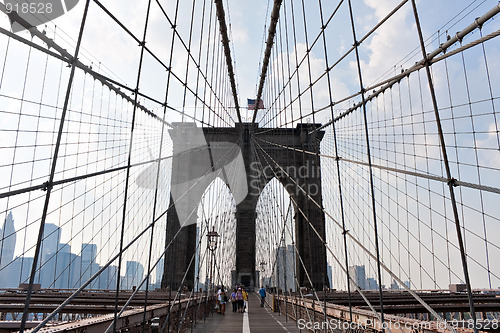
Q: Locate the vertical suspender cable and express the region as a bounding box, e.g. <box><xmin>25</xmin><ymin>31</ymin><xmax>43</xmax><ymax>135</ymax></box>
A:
<box><xmin>19</xmin><ymin>1</ymin><xmax>91</xmax><ymax>331</ymax></box>
<box><xmin>112</xmin><ymin>0</ymin><xmax>153</xmax><ymax>330</ymax></box>
<box><xmin>346</xmin><ymin>0</ymin><xmax>386</xmax><ymax>325</ymax></box>
<box><xmin>141</xmin><ymin>0</ymin><xmax>180</xmax><ymax>327</ymax></box>
<box><xmin>317</xmin><ymin>0</ymin><xmax>353</xmax><ymax>322</ymax></box>
<box><xmin>409</xmin><ymin>1</ymin><xmax>477</xmax><ymax>330</ymax></box>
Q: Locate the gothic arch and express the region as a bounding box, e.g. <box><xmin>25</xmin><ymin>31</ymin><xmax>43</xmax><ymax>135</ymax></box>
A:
<box><xmin>163</xmin><ymin>123</ymin><xmax>327</xmax><ymax>291</ymax></box>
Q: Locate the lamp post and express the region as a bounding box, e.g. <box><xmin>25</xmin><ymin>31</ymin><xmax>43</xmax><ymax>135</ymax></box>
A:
<box><xmin>259</xmin><ymin>261</ymin><xmax>266</xmax><ymax>287</ymax></box>
<box><xmin>207</xmin><ymin>227</ymin><xmax>219</xmax><ymax>292</ymax></box>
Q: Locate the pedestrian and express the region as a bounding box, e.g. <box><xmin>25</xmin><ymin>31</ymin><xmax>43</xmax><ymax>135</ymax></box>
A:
<box><xmin>236</xmin><ymin>287</ymin><xmax>244</xmax><ymax>313</ymax></box>
<box><xmin>259</xmin><ymin>286</ymin><xmax>266</xmax><ymax>307</ymax></box>
<box><xmin>216</xmin><ymin>286</ymin><xmax>223</xmax><ymax>314</ymax></box>
<box><xmin>219</xmin><ymin>287</ymin><xmax>227</xmax><ymax>315</ymax></box>
<box><xmin>242</xmin><ymin>287</ymin><xmax>248</xmax><ymax>312</ymax></box>
<box><xmin>231</xmin><ymin>288</ymin><xmax>238</xmax><ymax>312</ymax></box>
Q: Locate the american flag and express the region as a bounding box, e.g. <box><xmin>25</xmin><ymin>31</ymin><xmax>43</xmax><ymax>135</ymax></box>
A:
<box><xmin>247</xmin><ymin>99</ymin><xmax>264</xmax><ymax>110</ymax></box>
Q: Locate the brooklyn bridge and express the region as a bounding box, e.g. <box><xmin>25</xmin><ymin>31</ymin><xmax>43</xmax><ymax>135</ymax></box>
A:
<box><xmin>0</xmin><ymin>0</ymin><xmax>499</xmax><ymax>332</ymax></box>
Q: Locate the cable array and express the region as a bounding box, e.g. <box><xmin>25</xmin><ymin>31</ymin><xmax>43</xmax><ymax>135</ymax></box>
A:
<box><xmin>0</xmin><ymin>0</ymin><xmax>240</xmax><ymax>330</ymax></box>
<box><xmin>0</xmin><ymin>0</ymin><xmax>499</xmax><ymax>331</ymax></box>
<box><xmin>251</xmin><ymin>0</ymin><xmax>500</xmax><ymax>329</ymax></box>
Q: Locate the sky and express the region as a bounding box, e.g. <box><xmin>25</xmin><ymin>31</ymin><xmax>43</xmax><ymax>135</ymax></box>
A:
<box><xmin>1</xmin><ymin>0</ymin><xmax>498</xmax><ymax>116</ymax></box>
<box><xmin>0</xmin><ymin>0</ymin><xmax>499</xmax><ymax>291</ymax></box>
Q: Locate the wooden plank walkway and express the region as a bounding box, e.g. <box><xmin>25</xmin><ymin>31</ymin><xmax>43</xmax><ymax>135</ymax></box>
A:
<box><xmin>191</xmin><ymin>293</ymin><xmax>301</xmax><ymax>332</ymax></box>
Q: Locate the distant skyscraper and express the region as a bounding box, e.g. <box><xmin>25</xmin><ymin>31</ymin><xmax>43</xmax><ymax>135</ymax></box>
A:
<box><xmin>125</xmin><ymin>261</ymin><xmax>144</xmax><ymax>290</ymax></box>
<box><xmin>39</xmin><ymin>224</ymin><xmax>62</xmax><ymax>288</ymax></box>
<box><xmin>274</xmin><ymin>245</ymin><xmax>295</xmax><ymax>292</ymax></box>
<box><xmin>348</xmin><ymin>265</ymin><xmax>366</xmax><ymax>290</ymax></box>
<box><xmin>41</xmin><ymin>224</ymin><xmax>61</xmax><ymax>258</ymax></box>
<box><xmin>54</xmin><ymin>244</ymin><xmax>72</xmax><ymax>289</ymax></box>
<box><xmin>193</xmin><ymin>226</ymin><xmax>200</xmax><ymax>290</ymax></box>
<box><xmin>2</xmin><ymin>256</ymin><xmax>34</xmax><ymax>288</ymax></box>
<box><xmin>80</xmin><ymin>244</ymin><xmax>99</xmax><ymax>289</ymax></box>
<box><xmin>20</xmin><ymin>257</ymin><xmax>34</xmax><ymax>285</ymax></box>
<box><xmin>0</xmin><ymin>212</ymin><xmax>42</xmax><ymax>289</ymax></box>
<box><xmin>155</xmin><ymin>257</ymin><xmax>164</xmax><ymax>289</ymax></box>
<box><xmin>0</xmin><ymin>211</ymin><xmax>16</xmax><ymax>270</ymax></box>
<box><xmin>286</xmin><ymin>245</ymin><xmax>296</xmax><ymax>292</ymax></box>
<box><xmin>327</xmin><ymin>263</ymin><xmax>333</xmax><ymax>289</ymax></box>
<box><xmin>70</xmin><ymin>254</ymin><xmax>82</xmax><ymax>288</ymax></box>
<box><xmin>366</xmin><ymin>277</ymin><xmax>379</xmax><ymax>290</ymax></box>
<box><xmin>99</xmin><ymin>265</ymin><xmax>118</xmax><ymax>290</ymax></box>
<box><xmin>390</xmin><ymin>279</ymin><xmax>399</xmax><ymax>290</ymax></box>
<box><xmin>2</xmin><ymin>257</ymin><xmax>20</xmax><ymax>288</ymax></box>
<box><xmin>81</xmin><ymin>243</ymin><xmax>97</xmax><ymax>262</ymax></box>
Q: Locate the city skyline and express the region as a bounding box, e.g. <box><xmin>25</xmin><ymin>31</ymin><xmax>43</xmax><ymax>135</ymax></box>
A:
<box><xmin>0</xmin><ymin>211</ymin><xmax>147</xmax><ymax>290</ymax></box>
<box><xmin>349</xmin><ymin>265</ymin><xmax>410</xmax><ymax>291</ymax></box>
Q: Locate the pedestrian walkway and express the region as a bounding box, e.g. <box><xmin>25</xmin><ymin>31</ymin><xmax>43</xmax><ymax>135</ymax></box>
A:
<box><xmin>192</xmin><ymin>292</ymin><xmax>300</xmax><ymax>332</ymax></box>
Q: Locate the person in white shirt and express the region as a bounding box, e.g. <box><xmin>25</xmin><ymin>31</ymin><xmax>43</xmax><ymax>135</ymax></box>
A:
<box><xmin>216</xmin><ymin>286</ymin><xmax>222</xmax><ymax>313</ymax></box>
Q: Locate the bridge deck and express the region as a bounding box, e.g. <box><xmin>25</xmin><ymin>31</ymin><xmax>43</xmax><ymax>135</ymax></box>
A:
<box><xmin>192</xmin><ymin>293</ymin><xmax>300</xmax><ymax>333</ymax></box>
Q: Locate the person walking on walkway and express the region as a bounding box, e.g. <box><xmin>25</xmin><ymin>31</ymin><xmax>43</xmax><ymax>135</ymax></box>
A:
<box><xmin>219</xmin><ymin>287</ymin><xmax>227</xmax><ymax>315</ymax></box>
<box><xmin>242</xmin><ymin>287</ymin><xmax>248</xmax><ymax>312</ymax></box>
<box><xmin>259</xmin><ymin>286</ymin><xmax>266</xmax><ymax>307</ymax></box>
<box><xmin>236</xmin><ymin>287</ymin><xmax>244</xmax><ymax>313</ymax></box>
<box><xmin>216</xmin><ymin>286</ymin><xmax>222</xmax><ymax>314</ymax></box>
<box><xmin>231</xmin><ymin>288</ymin><xmax>238</xmax><ymax>312</ymax></box>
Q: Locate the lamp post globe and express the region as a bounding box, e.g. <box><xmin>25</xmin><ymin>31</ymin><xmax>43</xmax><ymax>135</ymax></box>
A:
<box><xmin>207</xmin><ymin>228</ymin><xmax>219</xmax><ymax>251</ymax></box>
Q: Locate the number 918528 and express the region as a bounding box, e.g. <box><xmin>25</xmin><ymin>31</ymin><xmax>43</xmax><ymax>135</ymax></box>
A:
<box><xmin>5</xmin><ymin>2</ymin><xmax>53</xmax><ymax>14</ymax></box>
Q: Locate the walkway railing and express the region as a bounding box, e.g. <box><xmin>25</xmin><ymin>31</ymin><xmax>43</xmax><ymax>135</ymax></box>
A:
<box><xmin>274</xmin><ymin>294</ymin><xmax>478</xmax><ymax>333</ymax></box>
<box><xmin>23</xmin><ymin>294</ymin><xmax>216</xmax><ymax>333</ymax></box>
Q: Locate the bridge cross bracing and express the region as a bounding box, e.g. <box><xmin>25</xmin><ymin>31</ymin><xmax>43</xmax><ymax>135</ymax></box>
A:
<box><xmin>0</xmin><ymin>0</ymin><xmax>499</xmax><ymax>332</ymax></box>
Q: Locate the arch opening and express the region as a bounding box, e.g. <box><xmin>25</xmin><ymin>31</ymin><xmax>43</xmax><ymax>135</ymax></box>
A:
<box><xmin>194</xmin><ymin>177</ymin><xmax>237</xmax><ymax>291</ymax></box>
<box><xmin>255</xmin><ymin>178</ymin><xmax>296</xmax><ymax>292</ymax></box>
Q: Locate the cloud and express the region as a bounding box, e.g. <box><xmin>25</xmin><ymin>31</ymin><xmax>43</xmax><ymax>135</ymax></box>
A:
<box><xmin>355</xmin><ymin>0</ymin><xmax>417</xmax><ymax>87</ymax></box>
<box><xmin>230</xmin><ymin>24</ymin><xmax>249</xmax><ymax>44</ymax></box>
<box><xmin>476</xmin><ymin>123</ymin><xmax>500</xmax><ymax>169</ymax></box>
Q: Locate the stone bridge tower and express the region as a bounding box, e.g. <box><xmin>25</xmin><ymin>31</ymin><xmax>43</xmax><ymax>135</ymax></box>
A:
<box><xmin>162</xmin><ymin>123</ymin><xmax>327</xmax><ymax>291</ymax></box>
